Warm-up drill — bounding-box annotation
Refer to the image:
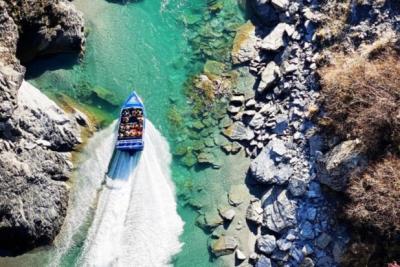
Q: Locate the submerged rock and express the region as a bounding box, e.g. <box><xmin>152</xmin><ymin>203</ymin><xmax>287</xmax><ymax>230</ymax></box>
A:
<box><xmin>232</xmin><ymin>21</ymin><xmax>259</xmax><ymax>64</ymax></box>
<box><xmin>228</xmin><ymin>184</ymin><xmax>248</xmax><ymax>206</ymax></box>
<box><xmin>211</xmin><ymin>235</ymin><xmax>238</xmax><ymax>256</ymax></box>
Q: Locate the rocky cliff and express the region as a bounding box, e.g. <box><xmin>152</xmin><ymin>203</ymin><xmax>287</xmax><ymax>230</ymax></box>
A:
<box><xmin>0</xmin><ymin>0</ymin><xmax>85</xmax><ymax>256</ymax></box>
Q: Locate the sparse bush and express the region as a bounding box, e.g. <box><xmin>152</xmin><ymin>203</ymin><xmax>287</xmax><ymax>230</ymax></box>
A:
<box><xmin>345</xmin><ymin>156</ymin><xmax>400</xmax><ymax>237</ymax></box>
<box><xmin>319</xmin><ymin>49</ymin><xmax>400</xmax><ymax>157</ymax></box>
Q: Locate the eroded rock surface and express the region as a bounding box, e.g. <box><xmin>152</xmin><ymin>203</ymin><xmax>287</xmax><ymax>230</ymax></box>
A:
<box><xmin>0</xmin><ymin>0</ymin><xmax>85</xmax><ymax>255</ymax></box>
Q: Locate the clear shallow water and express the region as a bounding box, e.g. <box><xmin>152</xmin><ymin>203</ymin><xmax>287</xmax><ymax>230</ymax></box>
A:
<box><xmin>22</xmin><ymin>0</ymin><xmax>248</xmax><ymax>266</ymax></box>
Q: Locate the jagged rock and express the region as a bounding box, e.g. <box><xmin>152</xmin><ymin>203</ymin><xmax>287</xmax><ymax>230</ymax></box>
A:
<box><xmin>277</xmin><ymin>238</ymin><xmax>292</xmax><ymax>251</ymax></box>
<box><xmin>288</xmin><ymin>176</ymin><xmax>308</xmax><ymax>196</ymax></box>
<box><xmin>256</xmin><ymin>255</ymin><xmax>272</xmax><ymax>267</ymax></box>
<box><xmin>300</xmin><ymin>221</ymin><xmax>314</xmax><ymax>239</ymax></box>
<box><xmin>232</xmin><ymin>21</ymin><xmax>259</xmax><ymax>64</ymax></box>
<box><xmin>223</xmin><ymin>121</ymin><xmax>255</xmax><ymax>141</ymax></box>
<box><xmin>249</xmin><ymin>112</ymin><xmax>264</xmax><ymax>129</ymax></box>
<box><xmin>317</xmin><ymin>139</ymin><xmax>367</xmax><ymax>191</ymax></box>
<box><xmin>211</xmin><ymin>235</ymin><xmax>238</xmax><ymax>256</ymax></box>
<box><xmin>0</xmin><ymin>82</ymin><xmax>82</xmax><ymax>255</ymax></box>
<box><xmin>258</xmin><ymin>61</ymin><xmax>280</xmax><ymax>93</ymax></box>
<box><xmin>302</xmin><ymin>244</ymin><xmax>314</xmax><ymax>256</ymax></box>
<box><xmin>301</xmin><ymin>257</ymin><xmax>315</xmax><ymax>267</ymax></box>
<box><xmin>316</xmin><ymin>233</ymin><xmax>332</xmax><ymax>249</ymax></box>
<box><xmin>250</xmin><ymin>139</ymin><xmax>293</xmax><ymax>184</ymax></box>
<box><xmin>257</xmin><ymin>234</ymin><xmax>276</xmax><ymax>254</ymax></box>
<box><xmin>236</xmin><ymin>249</ymin><xmax>246</xmax><ymax>260</ymax></box>
<box><xmin>262</xmin><ymin>187</ymin><xmax>297</xmax><ymax>232</ymax></box>
<box><xmin>261</xmin><ymin>23</ymin><xmax>292</xmax><ymax>51</ymax></box>
<box><xmin>271</xmin><ymin>0</ymin><xmax>289</xmax><ymax>10</ymax></box>
<box><xmin>246</xmin><ymin>199</ymin><xmax>263</xmax><ymax>224</ymax></box>
<box><xmin>273</xmin><ymin>114</ymin><xmax>289</xmax><ymax>135</ymax></box>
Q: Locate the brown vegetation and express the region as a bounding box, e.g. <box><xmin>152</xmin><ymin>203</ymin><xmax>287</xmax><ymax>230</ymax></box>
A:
<box><xmin>319</xmin><ymin>48</ymin><xmax>400</xmax><ymax>157</ymax></box>
<box><xmin>345</xmin><ymin>156</ymin><xmax>400</xmax><ymax>236</ymax></box>
<box><xmin>319</xmin><ymin>45</ymin><xmax>400</xmax><ymax>266</ymax></box>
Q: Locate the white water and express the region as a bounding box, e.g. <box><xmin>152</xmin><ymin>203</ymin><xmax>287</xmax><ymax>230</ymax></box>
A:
<box><xmin>77</xmin><ymin>121</ymin><xmax>183</xmax><ymax>267</ymax></box>
<box><xmin>0</xmin><ymin>120</ymin><xmax>183</xmax><ymax>267</ymax></box>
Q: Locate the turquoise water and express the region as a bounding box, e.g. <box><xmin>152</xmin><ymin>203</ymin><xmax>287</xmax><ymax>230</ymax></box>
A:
<box><xmin>26</xmin><ymin>0</ymin><xmax>248</xmax><ymax>266</ymax></box>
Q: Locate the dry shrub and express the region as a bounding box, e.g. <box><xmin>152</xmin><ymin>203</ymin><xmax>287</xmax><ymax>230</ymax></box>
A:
<box><xmin>345</xmin><ymin>156</ymin><xmax>400</xmax><ymax>237</ymax></box>
<box><xmin>319</xmin><ymin>49</ymin><xmax>400</xmax><ymax>157</ymax></box>
<box><xmin>316</xmin><ymin>0</ymin><xmax>352</xmax><ymax>44</ymax></box>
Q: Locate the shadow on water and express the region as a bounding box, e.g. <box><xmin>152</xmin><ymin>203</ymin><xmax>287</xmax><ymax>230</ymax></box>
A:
<box><xmin>24</xmin><ymin>53</ymin><xmax>80</xmax><ymax>80</ymax></box>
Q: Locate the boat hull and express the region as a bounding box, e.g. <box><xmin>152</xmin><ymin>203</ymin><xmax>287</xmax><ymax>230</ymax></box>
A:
<box><xmin>116</xmin><ymin>91</ymin><xmax>145</xmax><ymax>152</ymax></box>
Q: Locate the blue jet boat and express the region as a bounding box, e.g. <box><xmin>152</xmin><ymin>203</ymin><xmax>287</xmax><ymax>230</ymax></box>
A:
<box><xmin>116</xmin><ymin>91</ymin><xmax>145</xmax><ymax>151</ymax></box>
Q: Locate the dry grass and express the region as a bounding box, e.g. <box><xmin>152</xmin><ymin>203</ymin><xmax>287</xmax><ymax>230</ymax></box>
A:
<box><xmin>316</xmin><ymin>0</ymin><xmax>352</xmax><ymax>44</ymax></box>
<box><xmin>319</xmin><ymin>48</ymin><xmax>400</xmax><ymax>157</ymax></box>
<box><xmin>345</xmin><ymin>156</ymin><xmax>400</xmax><ymax>237</ymax></box>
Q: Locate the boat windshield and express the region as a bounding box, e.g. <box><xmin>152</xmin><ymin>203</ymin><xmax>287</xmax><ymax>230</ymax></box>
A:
<box><xmin>118</xmin><ymin>107</ymin><xmax>144</xmax><ymax>140</ymax></box>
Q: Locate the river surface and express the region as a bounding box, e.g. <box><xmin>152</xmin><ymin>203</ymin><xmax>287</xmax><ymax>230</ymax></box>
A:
<box><xmin>4</xmin><ymin>0</ymin><xmax>252</xmax><ymax>266</ymax></box>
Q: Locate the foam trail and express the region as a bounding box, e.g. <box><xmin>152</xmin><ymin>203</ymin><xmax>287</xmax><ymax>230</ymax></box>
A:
<box><xmin>78</xmin><ymin>121</ymin><xmax>183</xmax><ymax>267</ymax></box>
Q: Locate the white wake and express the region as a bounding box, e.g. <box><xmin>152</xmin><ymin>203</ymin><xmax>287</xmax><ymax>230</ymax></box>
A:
<box><xmin>77</xmin><ymin>121</ymin><xmax>183</xmax><ymax>267</ymax></box>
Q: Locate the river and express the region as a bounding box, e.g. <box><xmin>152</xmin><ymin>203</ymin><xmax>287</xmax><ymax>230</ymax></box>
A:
<box><xmin>3</xmin><ymin>0</ymin><xmax>251</xmax><ymax>266</ymax></box>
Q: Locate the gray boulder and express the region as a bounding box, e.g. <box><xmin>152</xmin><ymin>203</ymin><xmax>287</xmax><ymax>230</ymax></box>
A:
<box><xmin>317</xmin><ymin>139</ymin><xmax>367</xmax><ymax>191</ymax></box>
<box><xmin>246</xmin><ymin>199</ymin><xmax>263</xmax><ymax>224</ymax></box>
<box><xmin>257</xmin><ymin>234</ymin><xmax>277</xmax><ymax>254</ymax></box>
<box><xmin>261</xmin><ymin>23</ymin><xmax>292</xmax><ymax>51</ymax></box>
<box><xmin>262</xmin><ymin>187</ymin><xmax>297</xmax><ymax>232</ymax></box>
<box><xmin>256</xmin><ymin>255</ymin><xmax>272</xmax><ymax>267</ymax></box>
<box><xmin>250</xmin><ymin>139</ymin><xmax>293</xmax><ymax>184</ymax></box>
<box><xmin>258</xmin><ymin>61</ymin><xmax>280</xmax><ymax>93</ymax></box>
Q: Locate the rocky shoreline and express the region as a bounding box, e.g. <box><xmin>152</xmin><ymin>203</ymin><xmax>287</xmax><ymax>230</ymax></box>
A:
<box><xmin>204</xmin><ymin>1</ymin><xmax>348</xmax><ymax>266</ymax></box>
<box><xmin>203</xmin><ymin>0</ymin><xmax>400</xmax><ymax>266</ymax></box>
<box><xmin>0</xmin><ymin>0</ymin><xmax>86</xmax><ymax>255</ymax></box>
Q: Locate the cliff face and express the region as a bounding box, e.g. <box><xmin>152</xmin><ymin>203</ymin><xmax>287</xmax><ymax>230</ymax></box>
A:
<box><xmin>0</xmin><ymin>0</ymin><xmax>86</xmax><ymax>256</ymax></box>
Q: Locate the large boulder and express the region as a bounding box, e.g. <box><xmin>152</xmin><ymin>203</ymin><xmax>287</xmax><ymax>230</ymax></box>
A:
<box><xmin>223</xmin><ymin>121</ymin><xmax>255</xmax><ymax>141</ymax></box>
<box><xmin>232</xmin><ymin>21</ymin><xmax>260</xmax><ymax>64</ymax></box>
<box><xmin>260</xmin><ymin>23</ymin><xmax>293</xmax><ymax>51</ymax></box>
<box><xmin>262</xmin><ymin>187</ymin><xmax>297</xmax><ymax>232</ymax></box>
<box><xmin>257</xmin><ymin>234</ymin><xmax>277</xmax><ymax>254</ymax></box>
<box><xmin>317</xmin><ymin>139</ymin><xmax>367</xmax><ymax>191</ymax></box>
<box><xmin>250</xmin><ymin>138</ymin><xmax>293</xmax><ymax>184</ymax></box>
